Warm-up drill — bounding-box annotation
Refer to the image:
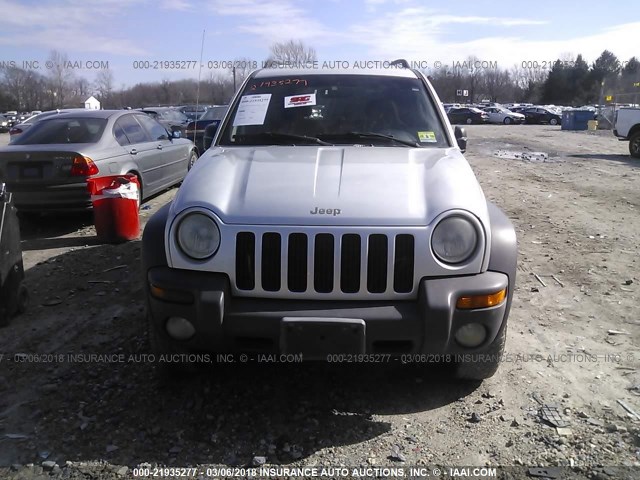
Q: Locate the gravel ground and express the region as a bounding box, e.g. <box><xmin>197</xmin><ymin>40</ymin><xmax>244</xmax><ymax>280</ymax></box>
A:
<box><xmin>0</xmin><ymin>126</ymin><xmax>638</xmax><ymax>480</ymax></box>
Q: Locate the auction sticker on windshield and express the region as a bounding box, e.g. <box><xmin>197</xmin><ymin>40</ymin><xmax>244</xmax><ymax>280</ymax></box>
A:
<box><xmin>284</xmin><ymin>93</ymin><xmax>316</xmax><ymax>108</ymax></box>
<box><xmin>418</xmin><ymin>131</ymin><xmax>437</xmax><ymax>143</ymax></box>
<box><xmin>233</xmin><ymin>94</ymin><xmax>271</xmax><ymax>126</ymax></box>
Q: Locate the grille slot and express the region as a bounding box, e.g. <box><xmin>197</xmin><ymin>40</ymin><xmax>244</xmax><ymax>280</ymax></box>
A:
<box><xmin>235</xmin><ymin>232</ymin><xmax>255</xmax><ymax>290</ymax></box>
<box><xmin>235</xmin><ymin>231</ymin><xmax>414</xmax><ymax>295</ymax></box>
<box><xmin>314</xmin><ymin>233</ymin><xmax>334</xmax><ymax>293</ymax></box>
<box><xmin>393</xmin><ymin>234</ymin><xmax>415</xmax><ymax>293</ymax></box>
<box><xmin>367</xmin><ymin>234</ymin><xmax>388</xmax><ymax>293</ymax></box>
<box><xmin>340</xmin><ymin>234</ymin><xmax>361</xmax><ymax>293</ymax></box>
<box><xmin>261</xmin><ymin>233</ymin><xmax>281</xmax><ymax>291</ymax></box>
<box><xmin>287</xmin><ymin>233</ymin><xmax>308</xmax><ymax>292</ymax></box>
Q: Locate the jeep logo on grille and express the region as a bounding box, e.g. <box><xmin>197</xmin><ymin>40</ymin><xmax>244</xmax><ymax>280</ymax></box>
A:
<box><xmin>310</xmin><ymin>207</ymin><xmax>341</xmax><ymax>216</ymax></box>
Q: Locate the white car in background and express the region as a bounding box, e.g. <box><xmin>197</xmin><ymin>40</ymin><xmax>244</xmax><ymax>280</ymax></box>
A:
<box><xmin>482</xmin><ymin>106</ymin><xmax>525</xmax><ymax>125</ymax></box>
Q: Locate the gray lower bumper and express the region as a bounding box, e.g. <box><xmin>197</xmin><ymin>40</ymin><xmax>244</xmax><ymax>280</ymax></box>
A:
<box><xmin>146</xmin><ymin>267</ymin><xmax>511</xmax><ymax>356</ymax></box>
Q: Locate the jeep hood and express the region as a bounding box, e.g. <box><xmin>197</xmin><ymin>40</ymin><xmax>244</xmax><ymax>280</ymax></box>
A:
<box><xmin>172</xmin><ymin>146</ymin><xmax>488</xmax><ymax>226</ymax></box>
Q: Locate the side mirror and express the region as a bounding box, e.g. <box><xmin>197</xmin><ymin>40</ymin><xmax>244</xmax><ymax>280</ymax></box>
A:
<box><xmin>454</xmin><ymin>126</ymin><xmax>467</xmax><ymax>153</ymax></box>
<box><xmin>172</xmin><ymin>130</ymin><xmax>181</xmax><ymax>139</ymax></box>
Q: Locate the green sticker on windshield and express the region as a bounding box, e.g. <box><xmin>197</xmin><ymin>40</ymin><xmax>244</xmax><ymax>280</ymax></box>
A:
<box><xmin>418</xmin><ymin>131</ymin><xmax>436</xmax><ymax>143</ymax></box>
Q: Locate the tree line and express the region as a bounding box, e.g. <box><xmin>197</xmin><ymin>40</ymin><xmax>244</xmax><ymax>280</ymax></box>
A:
<box><xmin>429</xmin><ymin>50</ymin><xmax>639</xmax><ymax>105</ymax></box>
<box><xmin>1</xmin><ymin>44</ymin><xmax>639</xmax><ymax>113</ymax></box>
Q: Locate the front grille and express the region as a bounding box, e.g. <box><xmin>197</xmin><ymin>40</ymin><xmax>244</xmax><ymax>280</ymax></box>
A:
<box><xmin>235</xmin><ymin>232</ymin><xmax>415</xmax><ymax>295</ymax></box>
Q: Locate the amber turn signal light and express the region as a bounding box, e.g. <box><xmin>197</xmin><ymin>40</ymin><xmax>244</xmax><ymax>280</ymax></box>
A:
<box><xmin>456</xmin><ymin>288</ymin><xmax>506</xmax><ymax>310</ymax></box>
<box><xmin>149</xmin><ymin>284</ymin><xmax>194</xmax><ymax>304</ymax></box>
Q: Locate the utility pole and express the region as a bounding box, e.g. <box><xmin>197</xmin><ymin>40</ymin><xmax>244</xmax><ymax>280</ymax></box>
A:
<box><xmin>598</xmin><ymin>79</ymin><xmax>605</xmax><ymax>107</ymax></box>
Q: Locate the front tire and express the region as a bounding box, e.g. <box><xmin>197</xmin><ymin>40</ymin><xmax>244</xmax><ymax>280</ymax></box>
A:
<box><xmin>503</xmin><ymin>117</ymin><xmax>512</xmax><ymax>125</ymax></box>
<box><xmin>466</xmin><ymin>117</ymin><xmax>473</xmax><ymax>125</ymax></box>
<box><xmin>629</xmin><ymin>132</ymin><xmax>640</xmax><ymax>159</ymax></box>
<box><xmin>549</xmin><ymin>118</ymin><xmax>559</xmax><ymax>126</ymax></box>
<box><xmin>455</xmin><ymin>324</ymin><xmax>507</xmax><ymax>380</ymax></box>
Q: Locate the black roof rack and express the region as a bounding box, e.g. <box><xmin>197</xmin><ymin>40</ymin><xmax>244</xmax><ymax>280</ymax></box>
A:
<box><xmin>389</xmin><ymin>59</ymin><xmax>410</xmax><ymax>68</ymax></box>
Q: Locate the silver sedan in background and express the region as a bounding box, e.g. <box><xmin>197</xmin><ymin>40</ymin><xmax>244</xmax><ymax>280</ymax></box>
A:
<box><xmin>0</xmin><ymin>110</ymin><xmax>198</xmax><ymax>212</ymax></box>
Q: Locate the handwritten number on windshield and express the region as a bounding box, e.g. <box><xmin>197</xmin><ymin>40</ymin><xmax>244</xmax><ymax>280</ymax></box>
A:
<box><xmin>249</xmin><ymin>79</ymin><xmax>309</xmax><ymax>90</ymax></box>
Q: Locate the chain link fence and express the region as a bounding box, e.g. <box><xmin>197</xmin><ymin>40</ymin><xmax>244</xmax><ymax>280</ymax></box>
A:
<box><xmin>597</xmin><ymin>92</ymin><xmax>640</xmax><ymax>129</ymax></box>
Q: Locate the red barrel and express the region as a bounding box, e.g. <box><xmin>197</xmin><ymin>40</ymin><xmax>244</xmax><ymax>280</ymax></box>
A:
<box><xmin>87</xmin><ymin>174</ymin><xmax>140</xmax><ymax>243</ymax></box>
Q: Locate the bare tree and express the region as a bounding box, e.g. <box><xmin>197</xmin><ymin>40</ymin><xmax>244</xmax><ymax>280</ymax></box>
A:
<box><xmin>94</xmin><ymin>69</ymin><xmax>115</xmax><ymax>107</ymax></box>
<box><xmin>47</xmin><ymin>50</ymin><xmax>76</xmax><ymax>108</ymax></box>
<box><xmin>228</xmin><ymin>57</ymin><xmax>257</xmax><ymax>90</ymax></box>
<box><xmin>264</xmin><ymin>40</ymin><xmax>317</xmax><ymax>67</ymax></box>
<box><xmin>205</xmin><ymin>72</ymin><xmax>234</xmax><ymax>104</ymax></box>
<box><xmin>72</xmin><ymin>77</ymin><xmax>91</xmax><ymax>100</ymax></box>
<box><xmin>2</xmin><ymin>67</ymin><xmax>29</xmax><ymax>109</ymax></box>
<box><xmin>481</xmin><ymin>68</ymin><xmax>513</xmax><ymax>102</ymax></box>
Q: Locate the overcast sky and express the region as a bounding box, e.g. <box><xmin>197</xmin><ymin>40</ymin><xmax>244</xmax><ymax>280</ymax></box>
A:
<box><xmin>1</xmin><ymin>0</ymin><xmax>639</xmax><ymax>86</ymax></box>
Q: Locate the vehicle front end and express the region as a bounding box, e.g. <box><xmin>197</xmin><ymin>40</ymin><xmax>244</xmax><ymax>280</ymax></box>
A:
<box><xmin>143</xmin><ymin>66</ymin><xmax>517</xmax><ymax>379</ymax></box>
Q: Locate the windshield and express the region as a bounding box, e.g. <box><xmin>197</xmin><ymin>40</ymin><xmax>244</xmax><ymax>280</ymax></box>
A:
<box><xmin>218</xmin><ymin>74</ymin><xmax>448</xmax><ymax>147</ymax></box>
<box><xmin>13</xmin><ymin>117</ymin><xmax>107</xmax><ymax>145</ymax></box>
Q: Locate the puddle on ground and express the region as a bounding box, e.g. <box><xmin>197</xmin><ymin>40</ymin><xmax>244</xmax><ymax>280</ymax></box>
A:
<box><xmin>494</xmin><ymin>150</ymin><xmax>558</xmax><ymax>162</ymax></box>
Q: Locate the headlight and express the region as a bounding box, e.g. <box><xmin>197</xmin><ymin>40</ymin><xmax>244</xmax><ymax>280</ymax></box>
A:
<box><xmin>176</xmin><ymin>213</ymin><xmax>220</xmax><ymax>259</ymax></box>
<box><xmin>431</xmin><ymin>215</ymin><xmax>478</xmax><ymax>264</ymax></box>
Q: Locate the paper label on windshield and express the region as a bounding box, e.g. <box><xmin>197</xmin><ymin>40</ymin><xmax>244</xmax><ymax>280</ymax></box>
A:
<box><xmin>284</xmin><ymin>93</ymin><xmax>316</xmax><ymax>108</ymax></box>
<box><xmin>418</xmin><ymin>131</ymin><xmax>437</xmax><ymax>143</ymax></box>
<box><xmin>233</xmin><ymin>94</ymin><xmax>271</xmax><ymax>126</ymax></box>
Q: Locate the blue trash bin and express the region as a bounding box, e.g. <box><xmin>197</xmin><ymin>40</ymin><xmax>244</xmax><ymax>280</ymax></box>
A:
<box><xmin>562</xmin><ymin>111</ymin><xmax>576</xmax><ymax>130</ymax></box>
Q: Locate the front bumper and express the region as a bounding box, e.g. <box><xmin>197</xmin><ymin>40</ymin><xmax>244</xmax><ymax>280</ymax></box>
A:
<box><xmin>146</xmin><ymin>267</ymin><xmax>510</xmax><ymax>357</ymax></box>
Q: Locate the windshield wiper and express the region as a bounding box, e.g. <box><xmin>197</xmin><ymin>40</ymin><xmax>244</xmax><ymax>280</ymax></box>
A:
<box><xmin>319</xmin><ymin>131</ymin><xmax>420</xmax><ymax>148</ymax></box>
<box><xmin>234</xmin><ymin>132</ymin><xmax>332</xmax><ymax>146</ymax></box>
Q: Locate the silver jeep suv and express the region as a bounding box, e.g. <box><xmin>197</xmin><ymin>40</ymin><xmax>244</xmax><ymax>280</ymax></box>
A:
<box><xmin>142</xmin><ymin>61</ymin><xmax>517</xmax><ymax>379</ymax></box>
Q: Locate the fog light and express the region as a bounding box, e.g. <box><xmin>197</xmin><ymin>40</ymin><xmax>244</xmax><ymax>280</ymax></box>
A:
<box><xmin>454</xmin><ymin>323</ymin><xmax>487</xmax><ymax>348</ymax></box>
<box><xmin>166</xmin><ymin>317</ymin><xmax>196</xmax><ymax>340</ymax></box>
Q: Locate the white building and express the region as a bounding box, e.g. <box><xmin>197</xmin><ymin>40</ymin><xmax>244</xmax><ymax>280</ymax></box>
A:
<box><xmin>84</xmin><ymin>96</ymin><xmax>100</xmax><ymax>110</ymax></box>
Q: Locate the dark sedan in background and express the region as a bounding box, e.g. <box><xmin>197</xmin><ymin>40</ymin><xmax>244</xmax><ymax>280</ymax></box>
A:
<box><xmin>447</xmin><ymin>107</ymin><xmax>490</xmax><ymax>125</ymax></box>
<box><xmin>0</xmin><ymin>110</ymin><xmax>198</xmax><ymax>212</ymax></box>
<box><xmin>185</xmin><ymin>105</ymin><xmax>228</xmax><ymax>153</ymax></box>
<box><xmin>139</xmin><ymin>107</ymin><xmax>190</xmax><ymax>136</ymax></box>
<box><xmin>179</xmin><ymin>104</ymin><xmax>207</xmax><ymax>122</ymax></box>
<box><xmin>522</xmin><ymin>107</ymin><xmax>562</xmax><ymax>125</ymax></box>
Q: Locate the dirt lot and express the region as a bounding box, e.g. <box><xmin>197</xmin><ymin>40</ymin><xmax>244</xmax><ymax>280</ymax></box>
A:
<box><xmin>0</xmin><ymin>126</ymin><xmax>638</xmax><ymax>479</ymax></box>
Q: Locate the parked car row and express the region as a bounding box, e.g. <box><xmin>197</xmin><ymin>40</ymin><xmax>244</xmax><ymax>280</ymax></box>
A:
<box><xmin>184</xmin><ymin>105</ymin><xmax>228</xmax><ymax>152</ymax></box>
<box><xmin>1</xmin><ymin>111</ymin><xmax>38</xmax><ymax>129</ymax></box>
<box><xmin>139</xmin><ymin>107</ymin><xmax>190</xmax><ymax>137</ymax></box>
<box><xmin>443</xmin><ymin>102</ymin><xmax>563</xmax><ymax>126</ymax></box>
